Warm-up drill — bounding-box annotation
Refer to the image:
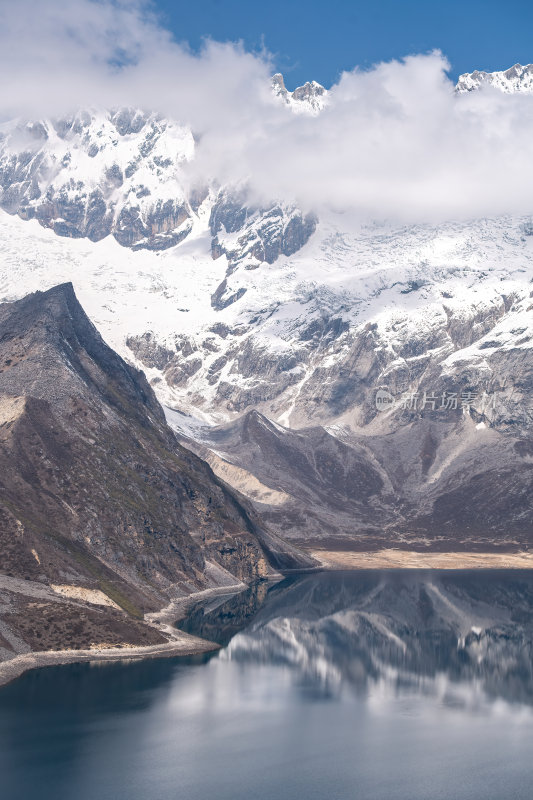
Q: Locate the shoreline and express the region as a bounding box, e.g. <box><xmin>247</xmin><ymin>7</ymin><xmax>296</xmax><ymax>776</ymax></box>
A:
<box><xmin>5</xmin><ymin>557</ymin><xmax>533</xmax><ymax>688</ymax></box>
<box><xmin>0</xmin><ymin>630</ymin><xmax>220</xmax><ymax>689</ymax></box>
<box><xmin>0</xmin><ymin>583</ymin><xmax>251</xmax><ymax>690</ymax></box>
<box><xmin>311</xmin><ymin>549</ymin><xmax>533</xmax><ymax>570</ymax></box>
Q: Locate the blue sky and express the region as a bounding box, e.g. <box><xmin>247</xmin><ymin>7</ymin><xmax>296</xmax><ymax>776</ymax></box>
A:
<box><xmin>156</xmin><ymin>0</ymin><xmax>533</xmax><ymax>88</ymax></box>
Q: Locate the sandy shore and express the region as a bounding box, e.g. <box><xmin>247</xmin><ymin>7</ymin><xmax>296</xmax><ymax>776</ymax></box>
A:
<box><xmin>312</xmin><ymin>549</ymin><xmax>533</xmax><ymax>570</ymax></box>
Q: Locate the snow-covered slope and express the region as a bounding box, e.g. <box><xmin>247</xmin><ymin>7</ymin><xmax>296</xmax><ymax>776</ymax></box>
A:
<box><xmin>0</xmin><ymin>109</ymin><xmax>196</xmax><ymax>250</ymax></box>
<box><xmin>456</xmin><ymin>63</ymin><xmax>533</xmax><ymax>94</ymax></box>
<box><xmin>0</xmin><ymin>74</ymin><xmax>325</xmax><ymax>256</ymax></box>
<box><xmin>1</xmin><ymin>203</ymin><xmax>533</xmax><ymax>431</ymax></box>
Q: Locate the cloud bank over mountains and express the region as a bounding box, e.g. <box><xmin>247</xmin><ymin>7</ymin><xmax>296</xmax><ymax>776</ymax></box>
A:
<box><xmin>2</xmin><ymin>0</ymin><xmax>533</xmax><ymax>223</ymax></box>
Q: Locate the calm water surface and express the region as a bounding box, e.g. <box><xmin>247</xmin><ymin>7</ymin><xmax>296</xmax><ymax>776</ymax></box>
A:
<box><xmin>2</xmin><ymin>570</ymin><xmax>533</xmax><ymax>800</ymax></box>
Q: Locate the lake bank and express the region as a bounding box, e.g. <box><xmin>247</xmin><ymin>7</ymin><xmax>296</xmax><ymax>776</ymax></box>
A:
<box><xmin>5</xmin><ymin>554</ymin><xmax>533</xmax><ymax>689</ymax></box>
<box><xmin>0</xmin><ymin>629</ymin><xmax>219</xmax><ymax>689</ymax></box>
<box><xmin>3</xmin><ymin>569</ymin><xmax>533</xmax><ymax>800</ymax></box>
<box><xmin>312</xmin><ymin>548</ymin><xmax>533</xmax><ymax>569</ymax></box>
<box><xmin>0</xmin><ymin>582</ymin><xmax>255</xmax><ymax>689</ymax></box>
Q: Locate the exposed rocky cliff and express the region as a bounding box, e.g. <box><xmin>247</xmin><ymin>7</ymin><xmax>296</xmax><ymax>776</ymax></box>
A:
<box><xmin>0</xmin><ymin>284</ymin><xmax>313</xmax><ymax>661</ymax></box>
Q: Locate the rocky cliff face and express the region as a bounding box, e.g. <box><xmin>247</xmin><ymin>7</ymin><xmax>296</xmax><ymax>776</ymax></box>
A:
<box><xmin>0</xmin><ymin>284</ymin><xmax>314</xmax><ymax>658</ymax></box>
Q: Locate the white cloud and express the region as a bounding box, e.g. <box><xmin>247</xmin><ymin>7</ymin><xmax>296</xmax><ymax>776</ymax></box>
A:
<box><xmin>2</xmin><ymin>0</ymin><xmax>533</xmax><ymax>223</ymax></box>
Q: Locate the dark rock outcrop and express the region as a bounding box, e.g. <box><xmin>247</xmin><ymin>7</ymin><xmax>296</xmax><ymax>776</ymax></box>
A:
<box><xmin>209</xmin><ymin>190</ymin><xmax>317</xmax><ymax>280</ymax></box>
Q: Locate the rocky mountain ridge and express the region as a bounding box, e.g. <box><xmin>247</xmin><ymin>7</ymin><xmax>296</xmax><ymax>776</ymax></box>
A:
<box><xmin>170</xmin><ymin>405</ymin><xmax>533</xmax><ymax>550</ymax></box>
<box><xmin>0</xmin><ymin>283</ymin><xmax>313</xmax><ymax>662</ymax></box>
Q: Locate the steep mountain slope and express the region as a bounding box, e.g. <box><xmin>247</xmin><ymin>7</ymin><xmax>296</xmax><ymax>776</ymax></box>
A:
<box><xmin>0</xmin><ymin>283</ymin><xmax>313</xmax><ymax>662</ymax></box>
<box><xmin>170</xmin><ymin>409</ymin><xmax>392</xmax><ymax>543</ymax></box>
<box><xmin>170</xmin><ymin>407</ymin><xmax>533</xmax><ymax>551</ymax></box>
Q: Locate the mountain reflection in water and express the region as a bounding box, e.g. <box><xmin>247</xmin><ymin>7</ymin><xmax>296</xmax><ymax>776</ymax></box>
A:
<box><xmin>179</xmin><ymin>570</ymin><xmax>533</xmax><ymax>705</ymax></box>
<box><xmin>3</xmin><ymin>570</ymin><xmax>533</xmax><ymax>800</ymax></box>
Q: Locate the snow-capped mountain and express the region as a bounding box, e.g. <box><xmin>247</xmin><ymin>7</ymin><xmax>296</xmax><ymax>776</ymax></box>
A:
<box><xmin>0</xmin><ymin>73</ymin><xmax>326</xmax><ymax>256</ymax></box>
<box><xmin>456</xmin><ymin>62</ymin><xmax>533</xmax><ymax>93</ymax></box>
<box><xmin>0</xmin><ymin>66</ymin><xmax>532</xmax><ymax>547</ymax></box>
<box><xmin>271</xmin><ymin>73</ymin><xmax>327</xmax><ymax>113</ymax></box>
<box><xmin>3</xmin><ymin>208</ymin><xmax>532</xmax><ymax>431</ymax></box>
<box><xmin>0</xmin><ymin>109</ymin><xmax>196</xmax><ymax>250</ymax></box>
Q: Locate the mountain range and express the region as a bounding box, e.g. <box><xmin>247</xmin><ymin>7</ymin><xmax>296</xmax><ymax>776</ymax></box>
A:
<box><xmin>0</xmin><ymin>63</ymin><xmax>532</xmax><ymax>584</ymax></box>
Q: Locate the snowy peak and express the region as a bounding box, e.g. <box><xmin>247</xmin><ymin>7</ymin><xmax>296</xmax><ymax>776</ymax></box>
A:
<box><xmin>271</xmin><ymin>73</ymin><xmax>327</xmax><ymax>114</ymax></box>
<box><xmin>456</xmin><ymin>63</ymin><xmax>533</xmax><ymax>93</ymax></box>
<box><xmin>0</xmin><ymin>107</ymin><xmax>195</xmax><ymax>251</ymax></box>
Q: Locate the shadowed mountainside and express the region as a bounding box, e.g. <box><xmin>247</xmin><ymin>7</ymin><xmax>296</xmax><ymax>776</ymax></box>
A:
<box><xmin>172</xmin><ymin>406</ymin><xmax>533</xmax><ymax>551</ymax></box>
<box><xmin>0</xmin><ymin>284</ymin><xmax>313</xmax><ymax>661</ymax></box>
